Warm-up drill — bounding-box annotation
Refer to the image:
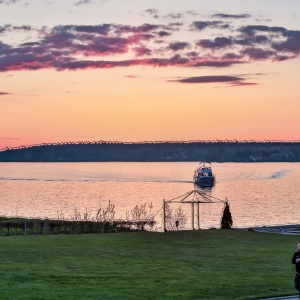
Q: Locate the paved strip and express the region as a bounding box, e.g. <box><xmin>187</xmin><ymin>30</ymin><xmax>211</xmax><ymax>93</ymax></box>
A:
<box><xmin>258</xmin><ymin>295</ymin><xmax>299</xmax><ymax>300</ymax></box>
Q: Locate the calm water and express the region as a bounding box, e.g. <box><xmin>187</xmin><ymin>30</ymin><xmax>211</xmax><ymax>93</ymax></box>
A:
<box><xmin>0</xmin><ymin>162</ymin><xmax>300</xmax><ymax>230</ymax></box>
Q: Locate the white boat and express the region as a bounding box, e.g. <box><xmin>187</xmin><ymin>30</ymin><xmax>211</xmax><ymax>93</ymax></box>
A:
<box><xmin>193</xmin><ymin>162</ymin><xmax>215</xmax><ymax>187</ymax></box>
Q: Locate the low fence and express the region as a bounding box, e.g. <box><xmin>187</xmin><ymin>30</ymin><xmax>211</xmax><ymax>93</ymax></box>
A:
<box><xmin>0</xmin><ymin>218</ymin><xmax>156</xmax><ymax>236</ymax></box>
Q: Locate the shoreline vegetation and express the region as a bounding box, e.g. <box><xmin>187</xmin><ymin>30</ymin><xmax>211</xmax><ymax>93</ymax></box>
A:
<box><xmin>2</xmin><ymin>215</ymin><xmax>300</xmax><ymax>236</ymax></box>
<box><xmin>1</xmin><ymin>141</ymin><xmax>300</xmax><ymax>162</ymax></box>
<box><xmin>0</xmin><ymin>204</ymin><xmax>157</xmax><ymax>236</ymax></box>
<box><xmin>0</xmin><ymin>200</ymin><xmax>191</xmax><ymax>235</ymax></box>
<box><xmin>0</xmin><ymin>216</ymin><xmax>156</xmax><ymax>236</ymax></box>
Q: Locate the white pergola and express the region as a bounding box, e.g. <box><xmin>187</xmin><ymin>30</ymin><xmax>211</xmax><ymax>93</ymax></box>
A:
<box><xmin>163</xmin><ymin>189</ymin><xmax>226</xmax><ymax>232</ymax></box>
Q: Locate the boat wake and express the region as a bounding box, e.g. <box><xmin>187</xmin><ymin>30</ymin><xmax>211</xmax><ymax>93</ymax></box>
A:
<box><xmin>267</xmin><ymin>170</ymin><xmax>290</xmax><ymax>179</ymax></box>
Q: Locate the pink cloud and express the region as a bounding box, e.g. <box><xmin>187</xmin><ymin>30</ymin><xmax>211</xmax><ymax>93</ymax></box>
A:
<box><xmin>0</xmin><ymin>19</ymin><xmax>299</xmax><ymax>76</ymax></box>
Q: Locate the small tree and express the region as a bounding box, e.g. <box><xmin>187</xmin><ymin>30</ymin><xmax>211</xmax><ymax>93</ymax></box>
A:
<box><xmin>221</xmin><ymin>200</ymin><xmax>233</xmax><ymax>229</ymax></box>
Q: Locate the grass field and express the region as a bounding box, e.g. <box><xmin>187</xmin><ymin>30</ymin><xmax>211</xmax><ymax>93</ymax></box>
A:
<box><xmin>0</xmin><ymin>229</ymin><xmax>298</xmax><ymax>300</ymax></box>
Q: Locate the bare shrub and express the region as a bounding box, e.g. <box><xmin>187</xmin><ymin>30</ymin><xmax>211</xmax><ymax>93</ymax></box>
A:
<box><xmin>95</xmin><ymin>200</ymin><xmax>116</xmax><ymax>233</ymax></box>
<box><xmin>163</xmin><ymin>203</ymin><xmax>188</xmax><ymax>231</ymax></box>
<box><xmin>126</xmin><ymin>203</ymin><xmax>155</xmax><ymax>231</ymax></box>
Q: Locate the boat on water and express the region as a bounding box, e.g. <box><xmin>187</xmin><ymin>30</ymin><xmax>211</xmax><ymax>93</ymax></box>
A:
<box><xmin>193</xmin><ymin>162</ymin><xmax>215</xmax><ymax>187</ymax></box>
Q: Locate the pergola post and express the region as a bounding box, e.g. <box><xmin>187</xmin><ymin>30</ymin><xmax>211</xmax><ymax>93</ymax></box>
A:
<box><xmin>197</xmin><ymin>202</ymin><xmax>200</xmax><ymax>229</ymax></box>
<box><xmin>163</xmin><ymin>200</ymin><xmax>167</xmax><ymax>232</ymax></box>
<box><xmin>191</xmin><ymin>202</ymin><xmax>195</xmax><ymax>230</ymax></box>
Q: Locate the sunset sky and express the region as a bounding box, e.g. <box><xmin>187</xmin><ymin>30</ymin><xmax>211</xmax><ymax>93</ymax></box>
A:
<box><xmin>0</xmin><ymin>0</ymin><xmax>300</xmax><ymax>150</ymax></box>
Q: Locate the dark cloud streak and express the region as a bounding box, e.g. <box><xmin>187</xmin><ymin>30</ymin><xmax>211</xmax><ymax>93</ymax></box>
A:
<box><xmin>213</xmin><ymin>13</ymin><xmax>251</xmax><ymax>19</ymax></box>
<box><xmin>0</xmin><ymin>0</ymin><xmax>20</xmax><ymax>5</ymax></box>
<box><xmin>169</xmin><ymin>41</ymin><xmax>190</xmax><ymax>51</ymax></box>
<box><xmin>196</xmin><ymin>37</ymin><xmax>232</xmax><ymax>49</ymax></box>
<box><xmin>75</xmin><ymin>0</ymin><xmax>92</xmax><ymax>6</ymax></box>
<box><xmin>191</xmin><ymin>21</ymin><xmax>227</xmax><ymax>31</ymax></box>
<box><xmin>174</xmin><ymin>75</ymin><xmax>243</xmax><ymax>83</ymax></box>
<box><xmin>172</xmin><ymin>75</ymin><xmax>258</xmax><ymax>86</ymax></box>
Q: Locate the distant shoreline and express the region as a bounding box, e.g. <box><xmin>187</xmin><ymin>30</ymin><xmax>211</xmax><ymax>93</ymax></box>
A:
<box><xmin>1</xmin><ymin>141</ymin><xmax>300</xmax><ymax>162</ymax></box>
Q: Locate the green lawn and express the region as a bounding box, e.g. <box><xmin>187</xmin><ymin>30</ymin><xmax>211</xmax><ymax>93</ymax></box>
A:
<box><xmin>0</xmin><ymin>229</ymin><xmax>298</xmax><ymax>300</ymax></box>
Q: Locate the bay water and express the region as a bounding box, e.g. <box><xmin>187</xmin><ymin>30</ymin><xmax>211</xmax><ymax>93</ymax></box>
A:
<box><xmin>0</xmin><ymin>162</ymin><xmax>299</xmax><ymax>230</ymax></box>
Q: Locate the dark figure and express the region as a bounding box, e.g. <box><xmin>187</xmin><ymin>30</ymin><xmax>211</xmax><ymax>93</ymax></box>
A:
<box><xmin>175</xmin><ymin>220</ymin><xmax>179</xmax><ymax>231</ymax></box>
<box><xmin>292</xmin><ymin>243</ymin><xmax>300</xmax><ymax>298</ymax></box>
